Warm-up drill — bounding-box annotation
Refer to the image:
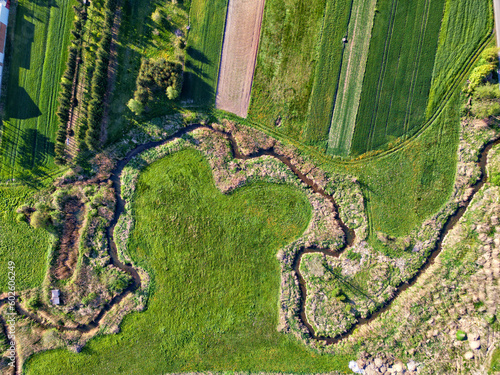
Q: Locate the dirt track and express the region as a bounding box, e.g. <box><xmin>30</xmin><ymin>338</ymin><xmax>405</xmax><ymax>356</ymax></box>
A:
<box><xmin>215</xmin><ymin>0</ymin><xmax>265</xmax><ymax>118</ymax></box>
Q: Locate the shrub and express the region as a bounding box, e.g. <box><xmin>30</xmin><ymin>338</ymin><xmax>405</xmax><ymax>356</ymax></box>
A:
<box><xmin>471</xmin><ymin>100</ymin><xmax>500</xmax><ymax>119</ymax></box>
<box><xmin>16</xmin><ymin>213</ymin><xmax>27</xmax><ymax>223</ymax></box>
<box><xmin>152</xmin><ymin>8</ymin><xmax>162</xmax><ymax>24</ymax></box>
<box><xmin>456</xmin><ymin>330</ymin><xmax>467</xmax><ymax>341</ymax></box>
<box><xmin>30</xmin><ymin>210</ymin><xmax>51</xmax><ymax>230</ymax></box>
<box><xmin>127</xmin><ymin>98</ymin><xmax>144</xmax><ymax>115</ymax></box>
<box><xmin>490</xmin><ymin>173</ymin><xmax>500</xmax><ymax>186</ymax></box>
<box><xmin>27</xmin><ymin>294</ymin><xmax>42</xmax><ymax>310</ymax></box>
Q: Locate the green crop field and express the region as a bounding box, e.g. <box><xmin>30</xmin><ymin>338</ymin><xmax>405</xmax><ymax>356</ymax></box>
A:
<box><xmin>0</xmin><ymin>0</ymin><xmax>76</xmax><ymax>181</ymax></box>
<box><xmin>182</xmin><ymin>0</ymin><xmax>228</xmax><ymax>106</ymax></box>
<box><xmin>326</xmin><ymin>0</ymin><xmax>377</xmax><ymax>156</ymax></box>
<box><xmin>350</xmin><ymin>0</ymin><xmax>446</xmax><ymax>156</ymax></box>
<box><xmin>427</xmin><ymin>0</ymin><xmax>493</xmax><ymax>115</ymax></box>
<box><xmin>0</xmin><ymin>187</ymin><xmax>51</xmax><ymax>292</ymax></box>
<box><xmin>25</xmin><ymin>149</ymin><xmax>352</xmax><ymax>374</ymax></box>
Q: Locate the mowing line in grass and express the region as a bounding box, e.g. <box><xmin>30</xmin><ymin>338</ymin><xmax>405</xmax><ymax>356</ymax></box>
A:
<box><xmin>326</xmin><ymin>0</ymin><xmax>377</xmax><ymax>156</ymax></box>
<box><xmin>303</xmin><ymin>0</ymin><xmax>353</xmax><ymax>149</ymax></box>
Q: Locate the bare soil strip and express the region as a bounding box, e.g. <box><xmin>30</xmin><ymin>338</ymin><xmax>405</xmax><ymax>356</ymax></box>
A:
<box><xmin>55</xmin><ymin>198</ymin><xmax>85</xmax><ymax>280</ymax></box>
<box><xmin>215</xmin><ymin>0</ymin><xmax>265</xmax><ymax>118</ymax></box>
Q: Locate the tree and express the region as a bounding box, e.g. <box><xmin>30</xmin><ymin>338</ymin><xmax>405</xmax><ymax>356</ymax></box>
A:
<box><xmin>127</xmin><ymin>98</ymin><xmax>144</xmax><ymax>115</ymax></box>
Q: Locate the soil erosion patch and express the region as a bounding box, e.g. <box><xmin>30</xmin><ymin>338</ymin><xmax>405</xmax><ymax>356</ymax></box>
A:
<box><xmin>215</xmin><ymin>0</ymin><xmax>265</xmax><ymax>117</ymax></box>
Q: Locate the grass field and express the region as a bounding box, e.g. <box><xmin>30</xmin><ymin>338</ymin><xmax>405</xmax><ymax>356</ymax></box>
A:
<box><xmin>326</xmin><ymin>0</ymin><xmax>377</xmax><ymax>156</ymax></box>
<box><xmin>0</xmin><ymin>187</ymin><xmax>51</xmax><ymax>292</ymax></box>
<box><xmin>427</xmin><ymin>0</ymin><xmax>493</xmax><ymax>115</ymax></box>
<box><xmin>0</xmin><ymin>0</ymin><xmax>76</xmax><ymax>180</ymax></box>
<box><xmin>25</xmin><ymin>149</ymin><xmax>352</xmax><ymax>374</ymax></box>
<box><xmin>338</xmin><ymin>94</ymin><xmax>460</xmax><ymax>239</ymax></box>
<box><xmin>248</xmin><ymin>0</ymin><xmax>328</xmax><ymax>141</ymax></box>
<box><xmin>303</xmin><ymin>0</ymin><xmax>353</xmax><ymax>148</ymax></box>
<box><xmin>182</xmin><ymin>0</ymin><xmax>228</xmax><ymax>106</ymax></box>
<box><xmin>350</xmin><ymin>0</ymin><xmax>446</xmax><ymax>156</ymax></box>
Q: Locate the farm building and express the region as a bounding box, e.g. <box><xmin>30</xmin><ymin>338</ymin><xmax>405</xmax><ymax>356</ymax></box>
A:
<box><xmin>51</xmin><ymin>289</ymin><xmax>60</xmax><ymax>305</ymax></box>
<box><xmin>0</xmin><ymin>0</ymin><xmax>9</xmax><ymax>96</ymax></box>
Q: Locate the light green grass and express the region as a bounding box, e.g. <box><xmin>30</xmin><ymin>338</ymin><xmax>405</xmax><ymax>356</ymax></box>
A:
<box><xmin>326</xmin><ymin>0</ymin><xmax>377</xmax><ymax>156</ymax></box>
<box><xmin>0</xmin><ymin>0</ymin><xmax>76</xmax><ymax>180</ymax></box>
<box><xmin>303</xmin><ymin>0</ymin><xmax>353</xmax><ymax>148</ymax></box>
<box><xmin>339</xmin><ymin>94</ymin><xmax>460</xmax><ymax>238</ymax></box>
<box><xmin>0</xmin><ymin>187</ymin><xmax>51</xmax><ymax>292</ymax></box>
<box><xmin>350</xmin><ymin>0</ymin><xmax>446</xmax><ymax>155</ymax></box>
<box><xmin>24</xmin><ymin>149</ymin><xmax>352</xmax><ymax>374</ymax></box>
<box><xmin>427</xmin><ymin>0</ymin><xmax>493</xmax><ymax>116</ymax></box>
<box><xmin>182</xmin><ymin>0</ymin><xmax>228</xmax><ymax>106</ymax></box>
<box><xmin>248</xmin><ymin>0</ymin><xmax>328</xmax><ymax>142</ymax></box>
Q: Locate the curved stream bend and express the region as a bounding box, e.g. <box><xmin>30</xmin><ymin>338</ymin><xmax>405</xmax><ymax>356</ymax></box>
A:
<box><xmin>1</xmin><ymin>127</ymin><xmax>498</xmax><ymax>373</ymax></box>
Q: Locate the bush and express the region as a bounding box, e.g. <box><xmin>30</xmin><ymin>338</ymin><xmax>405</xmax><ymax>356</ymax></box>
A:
<box><xmin>456</xmin><ymin>330</ymin><xmax>467</xmax><ymax>341</ymax></box>
<box><xmin>16</xmin><ymin>213</ymin><xmax>27</xmax><ymax>223</ymax></box>
<box><xmin>490</xmin><ymin>173</ymin><xmax>500</xmax><ymax>186</ymax></box>
<box><xmin>471</xmin><ymin>100</ymin><xmax>500</xmax><ymax>119</ymax></box>
<box><xmin>468</xmin><ymin>64</ymin><xmax>496</xmax><ymax>92</ymax></box>
<box><xmin>127</xmin><ymin>98</ymin><xmax>144</xmax><ymax>115</ymax></box>
<box><xmin>27</xmin><ymin>294</ymin><xmax>42</xmax><ymax>310</ymax></box>
<box><xmin>30</xmin><ymin>210</ymin><xmax>51</xmax><ymax>230</ymax></box>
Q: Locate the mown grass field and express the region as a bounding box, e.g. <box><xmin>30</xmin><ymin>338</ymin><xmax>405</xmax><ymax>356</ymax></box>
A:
<box><xmin>326</xmin><ymin>0</ymin><xmax>377</xmax><ymax>156</ymax></box>
<box><xmin>0</xmin><ymin>187</ymin><xmax>51</xmax><ymax>292</ymax></box>
<box><xmin>350</xmin><ymin>0</ymin><xmax>446</xmax><ymax>156</ymax></box>
<box><xmin>25</xmin><ymin>149</ymin><xmax>352</xmax><ymax>374</ymax></box>
<box><xmin>0</xmin><ymin>0</ymin><xmax>76</xmax><ymax>181</ymax></box>
<box><xmin>248</xmin><ymin>0</ymin><xmax>328</xmax><ymax>141</ymax></box>
<box><xmin>303</xmin><ymin>0</ymin><xmax>353</xmax><ymax>148</ymax></box>
<box><xmin>182</xmin><ymin>0</ymin><xmax>228</xmax><ymax>106</ymax></box>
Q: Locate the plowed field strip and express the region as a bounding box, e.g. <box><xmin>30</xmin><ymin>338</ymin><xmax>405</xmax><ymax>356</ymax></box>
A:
<box><xmin>215</xmin><ymin>0</ymin><xmax>265</xmax><ymax>118</ymax></box>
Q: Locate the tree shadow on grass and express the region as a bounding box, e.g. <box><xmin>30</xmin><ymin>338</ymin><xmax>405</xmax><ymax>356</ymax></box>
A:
<box><xmin>5</xmin><ymin>87</ymin><xmax>41</xmax><ymax>120</ymax></box>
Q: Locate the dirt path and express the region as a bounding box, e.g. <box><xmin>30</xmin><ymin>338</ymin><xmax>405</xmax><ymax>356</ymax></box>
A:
<box><xmin>215</xmin><ymin>0</ymin><xmax>265</xmax><ymax>118</ymax></box>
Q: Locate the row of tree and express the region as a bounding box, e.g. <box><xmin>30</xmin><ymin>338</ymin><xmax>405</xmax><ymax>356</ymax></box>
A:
<box><xmin>84</xmin><ymin>0</ymin><xmax>118</xmax><ymax>151</ymax></box>
<box><xmin>54</xmin><ymin>1</ymin><xmax>88</xmax><ymax>165</ymax></box>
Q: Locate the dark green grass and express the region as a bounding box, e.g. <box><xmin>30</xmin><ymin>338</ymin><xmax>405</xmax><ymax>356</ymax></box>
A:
<box><xmin>25</xmin><ymin>149</ymin><xmax>352</xmax><ymax>374</ymax></box>
<box><xmin>427</xmin><ymin>0</ymin><xmax>493</xmax><ymax>115</ymax></box>
<box><xmin>0</xmin><ymin>0</ymin><xmax>76</xmax><ymax>180</ymax></box>
<box><xmin>182</xmin><ymin>0</ymin><xmax>228</xmax><ymax>106</ymax></box>
<box><xmin>0</xmin><ymin>187</ymin><xmax>51</xmax><ymax>292</ymax></box>
<box><xmin>304</xmin><ymin>0</ymin><xmax>353</xmax><ymax>148</ymax></box>
<box><xmin>107</xmin><ymin>0</ymin><xmax>192</xmax><ymax>143</ymax></box>
<box><xmin>350</xmin><ymin>0</ymin><xmax>446</xmax><ymax>156</ymax></box>
<box><xmin>248</xmin><ymin>0</ymin><xmax>327</xmax><ymax>142</ymax></box>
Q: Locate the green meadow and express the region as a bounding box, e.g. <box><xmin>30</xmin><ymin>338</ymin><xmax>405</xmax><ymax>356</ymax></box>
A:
<box><xmin>25</xmin><ymin>149</ymin><xmax>352</xmax><ymax>374</ymax></box>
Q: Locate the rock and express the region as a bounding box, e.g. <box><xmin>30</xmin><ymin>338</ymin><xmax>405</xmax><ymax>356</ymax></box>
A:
<box><xmin>357</xmin><ymin>359</ymin><xmax>367</xmax><ymax>369</ymax></box>
<box><xmin>470</xmin><ymin>340</ymin><xmax>481</xmax><ymax>350</ymax></box>
<box><xmin>464</xmin><ymin>351</ymin><xmax>474</xmax><ymax>360</ymax></box>
<box><xmin>380</xmin><ymin>365</ymin><xmax>387</xmax><ymax>374</ymax></box>
<box><xmin>407</xmin><ymin>361</ymin><xmax>417</xmax><ymax>371</ymax></box>
<box><xmin>374</xmin><ymin>357</ymin><xmax>384</xmax><ymax>368</ymax></box>
<box><xmin>393</xmin><ymin>362</ymin><xmax>404</xmax><ymax>372</ymax></box>
<box><xmin>349</xmin><ymin>360</ymin><xmax>364</xmax><ymax>374</ymax></box>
